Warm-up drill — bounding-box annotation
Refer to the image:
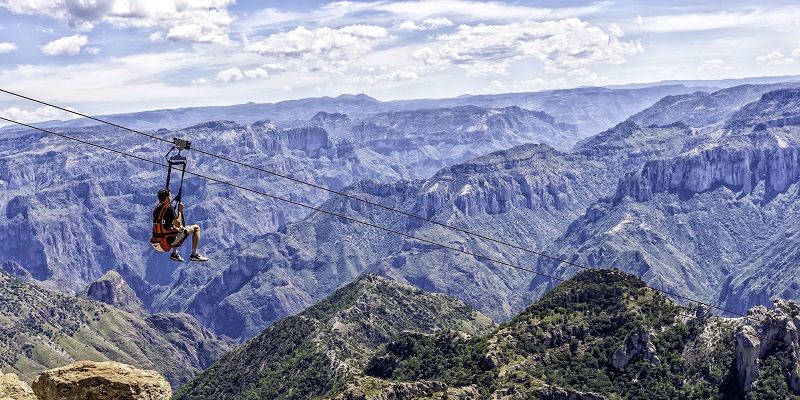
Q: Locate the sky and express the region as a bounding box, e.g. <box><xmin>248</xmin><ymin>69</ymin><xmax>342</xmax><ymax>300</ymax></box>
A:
<box><xmin>0</xmin><ymin>0</ymin><xmax>799</xmax><ymax>122</ymax></box>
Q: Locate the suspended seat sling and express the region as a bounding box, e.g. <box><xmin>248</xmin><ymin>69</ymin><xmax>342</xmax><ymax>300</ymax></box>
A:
<box><xmin>151</xmin><ymin>138</ymin><xmax>191</xmax><ymax>252</ymax></box>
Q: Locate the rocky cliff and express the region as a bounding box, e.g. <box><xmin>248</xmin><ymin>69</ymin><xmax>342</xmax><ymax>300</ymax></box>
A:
<box><xmin>614</xmin><ymin>133</ymin><xmax>800</xmax><ymax>203</ymax></box>
<box><xmin>732</xmin><ymin>299</ymin><xmax>800</xmax><ymax>394</ymax></box>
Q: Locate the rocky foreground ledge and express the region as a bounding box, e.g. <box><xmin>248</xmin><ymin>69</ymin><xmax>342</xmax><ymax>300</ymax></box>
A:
<box><xmin>0</xmin><ymin>361</ymin><xmax>170</xmax><ymax>400</ymax></box>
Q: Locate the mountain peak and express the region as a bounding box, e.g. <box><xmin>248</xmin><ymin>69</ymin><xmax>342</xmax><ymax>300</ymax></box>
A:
<box><xmin>175</xmin><ymin>274</ymin><xmax>495</xmax><ymax>400</ymax></box>
<box><xmin>81</xmin><ymin>270</ymin><xmax>147</xmax><ymax>317</ymax></box>
<box><xmin>335</xmin><ymin>93</ymin><xmax>378</xmax><ymax>102</ymax></box>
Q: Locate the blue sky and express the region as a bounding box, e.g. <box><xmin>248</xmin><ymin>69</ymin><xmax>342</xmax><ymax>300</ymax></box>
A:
<box><xmin>0</xmin><ymin>0</ymin><xmax>798</xmax><ymax>122</ymax></box>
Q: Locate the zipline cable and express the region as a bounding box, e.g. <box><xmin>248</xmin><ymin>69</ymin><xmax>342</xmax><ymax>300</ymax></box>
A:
<box><xmin>0</xmin><ymin>88</ymin><xmax>790</xmax><ymax>335</ymax></box>
<box><xmin>0</xmin><ymin>114</ymin><xmax>794</xmax><ymax>350</ymax></box>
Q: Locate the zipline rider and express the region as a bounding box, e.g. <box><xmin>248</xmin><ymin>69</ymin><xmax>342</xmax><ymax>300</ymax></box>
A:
<box><xmin>153</xmin><ymin>188</ymin><xmax>208</xmax><ymax>262</ymax></box>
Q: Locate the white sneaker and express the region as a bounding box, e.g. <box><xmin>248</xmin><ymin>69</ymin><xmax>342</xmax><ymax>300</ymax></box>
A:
<box><xmin>189</xmin><ymin>253</ymin><xmax>209</xmax><ymax>262</ymax></box>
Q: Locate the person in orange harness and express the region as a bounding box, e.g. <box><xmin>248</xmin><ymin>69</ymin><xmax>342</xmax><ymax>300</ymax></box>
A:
<box><xmin>153</xmin><ymin>188</ymin><xmax>209</xmax><ymax>262</ymax></box>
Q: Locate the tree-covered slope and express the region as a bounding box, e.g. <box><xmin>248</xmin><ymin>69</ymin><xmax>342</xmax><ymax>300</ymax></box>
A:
<box><xmin>344</xmin><ymin>269</ymin><xmax>800</xmax><ymax>399</ymax></box>
<box><xmin>174</xmin><ymin>274</ymin><xmax>496</xmax><ymax>400</ymax></box>
<box><xmin>0</xmin><ymin>270</ymin><xmax>233</xmax><ymax>388</ymax></box>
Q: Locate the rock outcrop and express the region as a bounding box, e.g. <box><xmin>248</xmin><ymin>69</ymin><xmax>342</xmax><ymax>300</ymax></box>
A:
<box><xmin>0</xmin><ymin>372</ymin><xmax>36</xmax><ymax>400</ymax></box>
<box><xmin>31</xmin><ymin>361</ymin><xmax>171</xmax><ymax>400</ymax></box>
<box><xmin>81</xmin><ymin>270</ymin><xmax>148</xmax><ymax>316</ymax></box>
<box><xmin>609</xmin><ymin>328</ymin><xmax>660</xmax><ymax>369</ymax></box>
<box><xmin>733</xmin><ymin>300</ymin><xmax>800</xmax><ymax>393</ymax></box>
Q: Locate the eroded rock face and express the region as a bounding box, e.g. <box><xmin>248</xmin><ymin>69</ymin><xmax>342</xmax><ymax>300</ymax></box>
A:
<box><xmin>82</xmin><ymin>270</ymin><xmax>148</xmax><ymax>316</ymax></box>
<box><xmin>615</xmin><ymin>137</ymin><xmax>800</xmax><ymax>203</ymax></box>
<box><xmin>734</xmin><ymin>300</ymin><xmax>800</xmax><ymax>393</ymax></box>
<box><xmin>31</xmin><ymin>361</ymin><xmax>171</xmax><ymax>400</ymax></box>
<box><xmin>609</xmin><ymin>327</ymin><xmax>660</xmax><ymax>370</ymax></box>
<box><xmin>0</xmin><ymin>372</ymin><xmax>36</xmax><ymax>400</ymax></box>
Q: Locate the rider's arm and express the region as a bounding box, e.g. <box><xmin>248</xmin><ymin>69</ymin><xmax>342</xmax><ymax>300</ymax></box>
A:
<box><xmin>172</xmin><ymin>203</ymin><xmax>184</xmax><ymax>229</ymax></box>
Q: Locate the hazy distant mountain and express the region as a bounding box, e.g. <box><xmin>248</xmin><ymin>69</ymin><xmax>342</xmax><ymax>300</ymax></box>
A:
<box><xmin>607</xmin><ymin>74</ymin><xmax>800</xmax><ymax>90</ymax></box>
<box><xmin>20</xmin><ymin>85</ymin><xmax>699</xmax><ymax>139</ymax></box>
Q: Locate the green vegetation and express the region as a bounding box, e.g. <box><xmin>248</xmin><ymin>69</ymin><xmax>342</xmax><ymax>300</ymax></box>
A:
<box><xmin>746</xmin><ymin>349</ymin><xmax>800</xmax><ymax>400</ymax></box>
<box><xmin>175</xmin><ymin>274</ymin><xmax>497</xmax><ymax>400</ymax></box>
<box><xmin>360</xmin><ymin>269</ymin><xmax>746</xmax><ymax>399</ymax></box>
<box><xmin>176</xmin><ymin>269</ymin><xmax>800</xmax><ymax>399</ymax></box>
<box><xmin>0</xmin><ymin>270</ymin><xmax>232</xmax><ymax>388</ymax></box>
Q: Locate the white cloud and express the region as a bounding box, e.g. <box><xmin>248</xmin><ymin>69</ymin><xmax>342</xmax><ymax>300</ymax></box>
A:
<box><xmin>84</xmin><ymin>46</ymin><xmax>101</xmax><ymax>55</ymax></box>
<box><xmin>397</xmin><ymin>17</ymin><xmax>454</xmax><ymax>31</ymax></box>
<box><xmin>358</xmin><ymin>66</ymin><xmax>422</xmax><ymax>84</ymax></box>
<box><xmin>566</xmin><ymin>68</ymin><xmax>600</xmax><ymax>83</ymax></box>
<box><xmin>244</xmin><ymin>68</ymin><xmax>268</xmax><ymax>79</ymax></box>
<box><xmin>520</xmin><ymin>77</ymin><xmax>567</xmax><ymax>88</ymax></box>
<box><xmin>36</xmin><ymin>26</ymin><xmax>54</xmax><ymax>34</ymax></box>
<box><xmin>414</xmin><ymin>18</ymin><xmax>643</xmax><ymax>76</ymax></box>
<box><xmin>243</xmin><ymin>25</ymin><xmax>390</xmax><ymax>74</ymax></box>
<box><xmin>697</xmin><ymin>59</ymin><xmax>733</xmax><ymax>72</ymax></box>
<box><xmin>263</xmin><ymin>63</ymin><xmax>288</xmax><ymax>71</ymax></box>
<box><xmin>793</xmin><ymin>47</ymin><xmax>800</xmax><ymax>58</ymax></box>
<box><xmin>0</xmin><ymin>105</ymin><xmax>78</xmax><ymax>123</ymax></box>
<box><xmin>484</xmin><ymin>80</ymin><xmax>505</xmax><ymax>92</ymax></box>
<box><xmin>149</xmin><ymin>31</ymin><xmax>164</xmax><ymax>42</ymax></box>
<box><xmin>640</xmin><ymin>6</ymin><xmax>800</xmax><ymax>33</ymax></box>
<box><xmin>0</xmin><ymin>0</ymin><xmax>236</xmax><ymax>44</ymax></box>
<box><xmin>756</xmin><ymin>52</ymin><xmax>795</xmax><ymax>65</ymax></box>
<box><xmin>281</xmin><ymin>85</ymin><xmax>292</xmax><ymax>91</ymax></box>
<box><xmin>375</xmin><ymin>1</ymin><xmax>612</xmax><ymax>23</ymax></box>
<box><xmin>192</xmin><ymin>78</ymin><xmax>210</xmax><ymax>85</ymax></box>
<box><xmin>167</xmin><ymin>22</ymin><xmax>232</xmax><ymax>45</ymax></box>
<box><xmin>215</xmin><ymin>67</ymin><xmax>244</xmax><ymax>82</ymax></box>
<box><xmin>0</xmin><ymin>42</ymin><xmax>18</xmax><ymax>53</ymax></box>
<box><xmin>40</xmin><ymin>34</ymin><xmax>88</xmax><ymax>56</ymax></box>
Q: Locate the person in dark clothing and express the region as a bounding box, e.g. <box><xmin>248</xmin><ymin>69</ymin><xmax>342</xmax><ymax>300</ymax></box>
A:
<box><xmin>154</xmin><ymin>189</ymin><xmax>208</xmax><ymax>262</ymax></box>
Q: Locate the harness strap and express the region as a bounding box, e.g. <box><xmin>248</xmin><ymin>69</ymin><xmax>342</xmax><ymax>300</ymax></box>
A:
<box><xmin>152</xmin><ymin>203</ymin><xmax>180</xmax><ymax>238</ymax></box>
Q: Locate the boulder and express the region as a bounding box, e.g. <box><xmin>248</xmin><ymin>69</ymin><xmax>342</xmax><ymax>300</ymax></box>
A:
<box><xmin>0</xmin><ymin>372</ymin><xmax>36</xmax><ymax>400</ymax></box>
<box><xmin>31</xmin><ymin>361</ymin><xmax>171</xmax><ymax>400</ymax></box>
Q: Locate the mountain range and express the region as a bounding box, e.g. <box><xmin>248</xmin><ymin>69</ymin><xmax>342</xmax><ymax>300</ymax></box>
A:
<box><xmin>1</xmin><ymin>80</ymin><xmax>800</xmax><ymax>344</ymax></box>
<box><xmin>146</xmin><ymin>82</ymin><xmax>800</xmax><ymax>341</ymax></box>
<box><xmin>0</xmin><ymin>83</ymin><xmax>697</xmax><ymax>299</ymax></box>
<box><xmin>4</xmin><ymin>77</ymin><xmax>800</xmax><ymax>397</ymax></box>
